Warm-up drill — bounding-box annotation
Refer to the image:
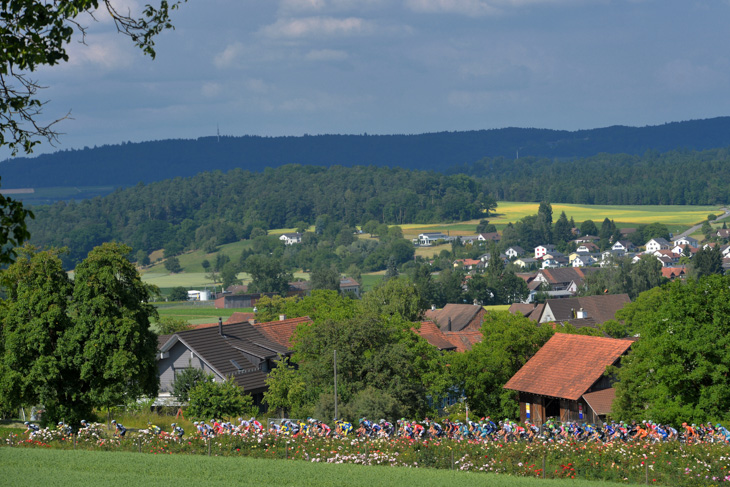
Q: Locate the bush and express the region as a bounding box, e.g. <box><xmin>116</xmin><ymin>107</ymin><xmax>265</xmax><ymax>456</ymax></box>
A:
<box><xmin>187</xmin><ymin>378</ymin><xmax>257</xmax><ymax>419</ymax></box>
<box><xmin>171</xmin><ymin>367</ymin><xmax>211</xmax><ymax>403</ymax></box>
<box><xmin>169</xmin><ymin>286</ymin><xmax>188</xmax><ymax>301</ymax></box>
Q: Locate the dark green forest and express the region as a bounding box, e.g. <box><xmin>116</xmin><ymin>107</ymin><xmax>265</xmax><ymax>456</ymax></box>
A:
<box><xmin>455</xmin><ymin>147</ymin><xmax>730</xmax><ymax>205</ymax></box>
<box><xmin>26</xmin><ymin>165</ymin><xmax>495</xmax><ymax>266</ymax></box>
<box><xmin>3</xmin><ymin>117</ymin><xmax>730</xmax><ymax>189</ymax></box>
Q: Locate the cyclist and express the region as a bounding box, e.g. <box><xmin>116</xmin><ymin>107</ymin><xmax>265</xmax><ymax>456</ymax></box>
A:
<box><xmin>111</xmin><ymin>420</ymin><xmax>127</xmax><ymax>437</ymax></box>
<box><xmin>171</xmin><ymin>422</ymin><xmax>184</xmax><ymax>440</ymax></box>
<box><xmin>24</xmin><ymin>421</ymin><xmax>40</xmax><ymax>435</ymax></box>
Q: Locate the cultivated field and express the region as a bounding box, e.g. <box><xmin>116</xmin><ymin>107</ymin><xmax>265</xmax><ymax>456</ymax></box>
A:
<box><xmin>0</xmin><ymin>448</ymin><xmax>624</xmax><ymax>487</ymax></box>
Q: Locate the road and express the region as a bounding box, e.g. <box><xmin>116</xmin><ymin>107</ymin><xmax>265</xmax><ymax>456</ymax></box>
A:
<box><xmin>672</xmin><ymin>207</ymin><xmax>730</xmax><ymax>241</ymax></box>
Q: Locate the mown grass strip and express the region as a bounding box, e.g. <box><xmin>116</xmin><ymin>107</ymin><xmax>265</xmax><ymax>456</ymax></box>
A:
<box><xmin>0</xmin><ymin>448</ymin><xmax>625</xmax><ymax>487</ymax></box>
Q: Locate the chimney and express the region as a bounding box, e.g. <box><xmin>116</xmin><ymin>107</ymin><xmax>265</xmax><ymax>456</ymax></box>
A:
<box><xmin>571</xmin><ymin>308</ymin><xmax>575</xmax><ymax>318</ymax></box>
<box><xmin>447</xmin><ymin>317</ymin><xmax>452</xmax><ymax>332</ymax></box>
<box><xmin>279</xmin><ymin>314</ymin><xmax>286</xmax><ymax>321</ymax></box>
<box><xmin>218</xmin><ymin>317</ymin><xmax>223</xmax><ymax>336</ymax></box>
<box><xmin>431</xmin><ymin>304</ymin><xmax>436</xmax><ymax>311</ymax></box>
<box><xmin>248</xmin><ymin>318</ymin><xmax>257</xmax><ymax>325</ymax></box>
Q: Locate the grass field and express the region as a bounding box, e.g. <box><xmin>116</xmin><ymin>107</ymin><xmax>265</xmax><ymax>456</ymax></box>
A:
<box><xmin>0</xmin><ymin>448</ymin><xmax>625</xmax><ymax>487</ymax></box>
<box><xmin>399</xmin><ymin>202</ymin><xmax>723</xmax><ymax>239</ymax></box>
<box><xmin>155</xmin><ymin>306</ymin><xmax>254</xmax><ymax>325</ymax></box>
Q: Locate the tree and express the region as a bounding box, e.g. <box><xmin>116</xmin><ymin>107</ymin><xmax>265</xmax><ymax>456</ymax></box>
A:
<box><xmin>0</xmin><ymin>247</ymin><xmax>75</xmax><ymax>422</ymax></box>
<box><xmin>691</xmin><ymin>245</ymin><xmax>723</xmax><ymax>279</ymax></box>
<box><xmin>169</xmin><ymin>286</ymin><xmax>188</xmax><ymax>302</ymax></box>
<box><xmin>66</xmin><ymin>242</ymin><xmax>160</xmax><ymax>414</ymax></box>
<box><xmin>187</xmin><ymin>378</ymin><xmax>256</xmax><ymax>419</ymax></box>
<box><xmin>536</xmin><ymin>201</ymin><xmax>553</xmax><ymax>244</ymax></box>
<box><xmin>580</xmin><ymin>220</ymin><xmax>598</xmax><ymax>236</ymax></box>
<box><xmin>553</xmin><ymin>211</ymin><xmax>573</xmax><ymax>244</ymax></box>
<box><xmin>220</xmin><ymin>261</ymin><xmax>242</xmax><ymax>289</ymax></box>
<box><xmin>171</xmin><ymin>366</ymin><xmax>211</xmax><ymax>403</ymax></box>
<box><xmin>310</xmin><ymin>265</ymin><xmax>340</xmax><ymax>291</ymax></box>
<box><xmin>0</xmin><ymin>243</ymin><xmax>160</xmax><ymax>425</ymax></box>
<box><xmin>157</xmin><ymin>316</ymin><xmax>192</xmax><ymax>334</ymax></box>
<box><xmin>476</xmin><ymin>219</ymin><xmax>497</xmax><ymax>234</ymax></box>
<box><xmin>263</xmin><ymin>356</ymin><xmax>307</xmax><ymax>418</ymax></box>
<box><xmin>612</xmin><ymin>275</ymin><xmax>730</xmax><ymax>424</ymax></box>
<box><xmin>450</xmin><ymin>311</ymin><xmax>554</xmax><ymax>418</ymax></box>
<box><xmin>245</xmin><ymin>255</ymin><xmax>292</xmax><ymax>295</ymax></box>
<box><xmin>164</xmin><ymin>255</ymin><xmax>182</xmax><ymax>273</ymax></box>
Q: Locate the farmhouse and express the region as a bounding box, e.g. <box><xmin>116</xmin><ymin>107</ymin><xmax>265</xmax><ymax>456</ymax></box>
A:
<box><xmin>424</xmin><ymin>303</ymin><xmax>486</xmax><ymax>332</ymax></box>
<box><xmin>537</xmin><ymin>294</ymin><xmax>630</xmax><ymax>325</ymax></box>
<box><xmin>279</xmin><ymin>232</ymin><xmax>303</xmax><ymax>245</ymax></box>
<box><xmin>417</xmin><ymin>232</ymin><xmax>454</xmax><ymax>246</ymax></box>
<box><xmin>504</xmin><ymin>333</ymin><xmax>632</xmax><ymax>423</ymax></box>
<box><xmin>157</xmin><ymin>319</ymin><xmax>291</xmax><ymax>408</ymax></box>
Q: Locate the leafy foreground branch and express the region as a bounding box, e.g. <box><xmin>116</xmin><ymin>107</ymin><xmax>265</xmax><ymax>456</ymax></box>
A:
<box><xmin>5</xmin><ymin>430</ymin><xmax>730</xmax><ymax>486</ymax></box>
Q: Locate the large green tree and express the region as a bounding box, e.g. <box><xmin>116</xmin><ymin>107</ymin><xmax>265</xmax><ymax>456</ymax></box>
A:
<box><xmin>245</xmin><ymin>255</ymin><xmax>293</xmax><ymax>295</ymax></box>
<box><xmin>450</xmin><ymin>311</ymin><xmax>554</xmax><ymax>419</ymax></box>
<box><xmin>0</xmin><ymin>247</ymin><xmax>75</xmax><ymax>420</ymax></box>
<box><xmin>612</xmin><ymin>275</ymin><xmax>730</xmax><ymax>424</ymax></box>
<box><xmin>65</xmin><ymin>242</ymin><xmax>160</xmax><ymax>414</ymax></box>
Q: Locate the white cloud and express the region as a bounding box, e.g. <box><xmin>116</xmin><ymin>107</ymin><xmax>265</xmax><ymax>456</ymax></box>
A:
<box><xmin>64</xmin><ymin>34</ymin><xmax>135</xmax><ymax>70</ymax></box>
<box><xmin>246</xmin><ymin>79</ymin><xmax>272</xmax><ymax>94</ymax></box>
<box><xmin>305</xmin><ymin>49</ymin><xmax>349</xmax><ymax>61</ymax></box>
<box><xmin>201</xmin><ymin>82</ymin><xmax>222</xmax><ymax>98</ymax></box>
<box><xmin>278</xmin><ymin>0</ymin><xmax>386</xmax><ymax>13</ymax></box>
<box><xmin>405</xmin><ymin>0</ymin><xmax>575</xmax><ymax>16</ymax></box>
<box><xmin>260</xmin><ymin>16</ymin><xmax>374</xmax><ymax>38</ymax></box>
<box><xmin>214</xmin><ymin>42</ymin><xmax>246</xmax><ymax>69</ymax></box>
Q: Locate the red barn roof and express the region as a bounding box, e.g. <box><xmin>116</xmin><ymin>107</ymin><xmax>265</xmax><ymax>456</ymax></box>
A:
<box><xmin>503</xmin><ymin>333</ymin><xmax>632</xmax><ymax>400</ymax></box>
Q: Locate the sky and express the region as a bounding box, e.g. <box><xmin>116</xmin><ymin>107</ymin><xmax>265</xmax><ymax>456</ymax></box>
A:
<box><xmin>8</xmin><ymin>0</ymin><xmax>730</xmax><ymax>158</ymax></box>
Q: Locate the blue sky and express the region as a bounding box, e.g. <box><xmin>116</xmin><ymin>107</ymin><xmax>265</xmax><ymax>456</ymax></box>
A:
<box><xmin>11</xmin><ymin>0</ymin><xmax>730</xmax><ymax>157</ymax></box>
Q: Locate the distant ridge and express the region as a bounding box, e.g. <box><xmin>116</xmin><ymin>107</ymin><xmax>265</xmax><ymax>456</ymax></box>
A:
<box><xmin>2</xmin><ymin>117</ymin><xmax>730</xmax><ymax>189</ymax></box>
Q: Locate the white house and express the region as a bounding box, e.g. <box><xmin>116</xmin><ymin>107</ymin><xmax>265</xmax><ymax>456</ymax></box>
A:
<box><xmin>505</xmin><ymin>246</ymin><xmax>525</xmax><ymax>259</ymax></box>
<box><xmin>572</xmin><ymin>254</ymin><xmax>596</xmax><ymax>267</ymax></box>
<box><xmin>645</xmin><ymin>238</ymin><xmax>671</xmax><ymax>253</ymax></box>
<box><xmin>612</xmin><ymin>240</ymin><xmax>635</xmax><ymax>252</ymax></box>
<box><xmin>535</xmin><ymin>244</ymin><xmax>557</xmax><ymax>259</ymax></box>
<box><xmin>673</xmin><ymin>236</ymin><xmax>699</xmax><ymax>248</ymax></box>
<box><xmin>279</xmin><ymin>232</ymin><xmax>302</xmax><ymax>245</ymax></box>
<box><xmin>576</xmin><ymin>243</ymin><xmax>599</xmax><ymax>253</ymax></box>
<box><xmin>417</xmin><ymin>232</ymin><xmax>453</xmax><ymax>246</ymax></box>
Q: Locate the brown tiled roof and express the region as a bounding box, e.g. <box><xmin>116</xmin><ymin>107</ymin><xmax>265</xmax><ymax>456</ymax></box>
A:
<box><xmin>582</xmin><ymin>387</ymin><xmax>616</xmax><ymax>416</ymax></box>
<box><xmin>515</xmin><ymin>272</ymin><xmax>536</xmax><ymax>283</ymax></box>
<box><xmin>157</xmin><ymin>334</ymin><xmax>171</xmax><ymax>349</ymax></box>
<box><xmin>160</xmin><ymin>322</ymin><xmax>290</xmax><ymax>394</ymax></box>
<box><xmin>503</xmin><ymin>333</ymin><xmax>632</xmax><ymax>400</ymax></box>
<box><xmin>443</xmin><ymin>330</ymin><xmax>483</xmax><ymax>352</ymax></box>
<box><xmin>414</xmin><ymin>321</ymin><xmax>457</xmax><ymax>351</ymax></box>
<box><xmin>424</xmin><ymin>303</ymin><xmax>483</xmax><ymax>332</ymax></box>
<box><xmin>509</xmin><ymin>303</ymin><xmax>537</xmax><ymax>317</ymax></box>
<box><xmin>225</xmin><ymin>312</ymin><xmax>256</xmax><ymax>324</ymax></box>
<box><xmin>251</xmin><ymin>316</ymin><xmax>313</xmax><ymax>349</ymax></box>
<box><xmin>661</xmin><ymin>267</ymin><xmax>686</xmax><ymax>280</ymax></box>
<box><xmin>541</xmin><ymin>294</ymin><xmax>630</xmax><ymax>324</ymax></box>
<box><xmin>527</xmin><ymin>303</ymin><xmax>544</xmax><ymax>321</ymax></box>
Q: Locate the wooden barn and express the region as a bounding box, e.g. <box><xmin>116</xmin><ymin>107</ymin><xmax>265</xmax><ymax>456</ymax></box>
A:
<box><xmin>503</xmin><ymin>333</ymin><xmax>632</xmax><ymax>424</ymax></box>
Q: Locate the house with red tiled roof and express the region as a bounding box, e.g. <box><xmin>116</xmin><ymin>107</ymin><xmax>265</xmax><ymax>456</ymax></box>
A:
<box><xmin>503</xmin><ymin>333</ymin><xmax>632</xmax><ymax>423</ymax></box>
<box><xmin>414</xmin><ymin>321</ymin><xmax>457</xmax><ymax>351</ymax></box>
<box><xmin>443</xmin><ymin>330</ymin><xmax>483</xmax><ymax>352</ymax></box>
<box><xmin>251</xmin><ymin>316</ymin><xmax>313</xmax><ymax>349</ymax></box>
<box><xmin>661</xmin><ymin>266</ymin><xmax>686</xmax><ymax>281</ymax></box>
<box><xmin>424</xmin><ymin>303</ymin><xmax>486</xmax><ymax>332</ymax></box>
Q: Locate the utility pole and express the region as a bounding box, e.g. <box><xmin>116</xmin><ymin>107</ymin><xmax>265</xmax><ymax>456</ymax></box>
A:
<box><xmin>334</xmin><ymin>349</ymin><xmax>338</xmax><ymax>420</ymax></box>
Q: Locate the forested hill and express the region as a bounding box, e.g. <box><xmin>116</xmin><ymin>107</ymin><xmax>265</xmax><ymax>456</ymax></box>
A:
<box><xmin>3</xmin><ymin>117</ymin><xmax>730</xmax><ymax>188</ymax></box>
<box><xmin>27</xmin><ymin>165</ymin><xmax>495</xmax><ymax>267</ymax></box>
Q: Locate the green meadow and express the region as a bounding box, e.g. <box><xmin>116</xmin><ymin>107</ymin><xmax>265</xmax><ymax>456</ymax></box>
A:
<box><xmin>0</xmin><ymin>448</ymin><xmax>625</xmax><ymax>487</ymax></box>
